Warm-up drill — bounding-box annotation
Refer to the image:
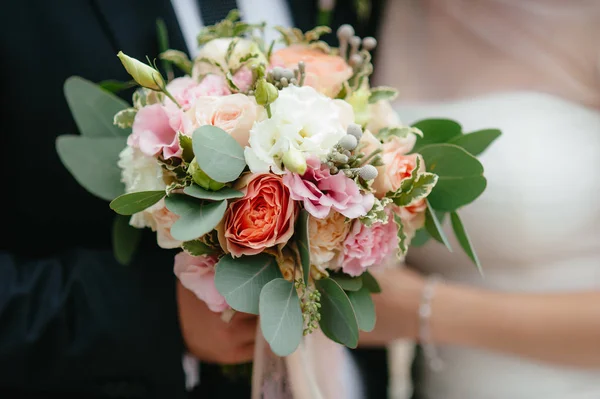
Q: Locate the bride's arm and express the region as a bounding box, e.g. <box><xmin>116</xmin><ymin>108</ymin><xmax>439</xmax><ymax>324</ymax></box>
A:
<box><xmin>360</xmin><ymin>267</ymin><xmax>600</xmax><ymax>368</ymax></box>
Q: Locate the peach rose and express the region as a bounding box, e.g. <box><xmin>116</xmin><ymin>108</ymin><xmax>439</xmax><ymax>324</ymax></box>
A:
<box><xmin>271</xmin><ymin>45</ymin><xmax>353</xmax><ymax>97</ymax></box>
<box><xmin>394</xmin><ymin>199</ymin><xmax>427</xmax><ymax>235</ymax></box>
<box><xmin>372</xmin><ymin>148</ymin><xmax>424</xmax><ymax>198</ymax></box>
<box><xmin>188</xmin><ymin>94</ymin><xmax>261</xmax><ymax>147</ymax></box>
<box><xmin>152</xmin><ymin>205</ymin><xmax>182</xmax><ymax>249</ymax></box>
<box><xmin>308</xmin><ymin>211</ymin><xmax>350</xmax><ymax>270</ymax></box>
<box><xmin>217</xmin><ymin>173</ymin><xmax>297</xmax><ymax>257</ymax></box>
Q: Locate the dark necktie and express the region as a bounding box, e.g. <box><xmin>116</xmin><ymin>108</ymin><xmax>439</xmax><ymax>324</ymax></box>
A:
<box><xmin>197</xmin><ymin>0</ymin><xmax>239</xmax><ymax>26</ymax></box>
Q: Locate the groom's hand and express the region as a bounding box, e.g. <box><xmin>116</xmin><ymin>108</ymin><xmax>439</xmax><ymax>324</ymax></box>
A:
<box><xmin>176</xmin><ymin>281</ymin><xmax>257</xmax><ymax>364</ymax></box>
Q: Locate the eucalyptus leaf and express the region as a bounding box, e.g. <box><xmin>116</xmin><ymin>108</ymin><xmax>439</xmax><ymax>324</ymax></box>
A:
<box><xmin>330</xmin><ymin>274</ymin><xmax>363</xmax><ymax>292</ymax></box>
<box><xmin>112</xmin><ymin>214</ymin><xmax>141</xmax><ymax>266</ymax></box>
<box><xmin>425</xmin><ymin>201</ymin><xmax>452</xmax><ymax>252</ymax></box>
<box><xmin>164</xmin><ymin>195</ymin><xmax>227</xmax><ymax>241</ymax></box>
<box><xmin>410</xmin><ymin>228</ymin><xmax>431</xmax><ymax>247</ymax></box>
<box><xmin>347</xmin><ymin>287</ymin><xmax>376</xmax><ymax>332</ymax></box>
<box><xmin>412</xmin><ymin>119</ymin><xmax>462</xmax><ymax>152</ymax></box>
<box><xmin>451</xmin><ymin>212</ymin><xmax>483</xmax><ymax>275</ymax></box>
<box><xmin>56</xmin><ymin>135</ymin><xmax>126</xmax><ymax>201</ymax></box>
<box><xmin>183</xmin><ymin>184</ymin><xmax>244</xmax><ymax>201</ymax></box>
<box><xmin>361</xmin><ymin>271</ymin><xmax>381</xmax><ymax>294</ymax></box>
<box><xmin>368</xmin><ymin>86</ymin><xmax>398</xmax><ymax>104</ymax></box>
<box><xmin>215</xmin><ymin>254</ymin><xmax>282</xmax><ymax>314</ymax></box>
<box><xmin>110</xmin><ymin>191</ymin><xmax>165</xmax><ymax>215</ymax></box>
<box><xmin>259</xmin><ymin>278</ymin><xmax>303</xmax><ymax>356</ymax></box>
<box><xmin>192</xmin><ymin>126</ymin><xmax>246</xmax><ymax>183</ymax></box>
<box><xmin>296</xmin><ymin>209</ymin><xmax>311</xmax><ymax>284</ymax></box>
<box><xmin>316</xmin><ymin>278</ymin><xmax>359</xmax><ymax>348</ymax></box>
<box><xmin>449</xmin><ymin>129</ymin><xmax>501</xmax><ymax>156</ymax></box>
<box><xmin>420</xmin><ymin>144</ymin><xmax>487</xmax><ymax>211</ymax></box>
<box><xmin>64</xmin><ymin>76</ymin><xmax>131</xmax><ymax>138</ymax></box>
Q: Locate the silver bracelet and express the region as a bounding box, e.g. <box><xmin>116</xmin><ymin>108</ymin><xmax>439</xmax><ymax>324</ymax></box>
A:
<box><xmin>418</xmin><ymin>274</ymin><xmax>444</xmax><ymax>372</ymax></box>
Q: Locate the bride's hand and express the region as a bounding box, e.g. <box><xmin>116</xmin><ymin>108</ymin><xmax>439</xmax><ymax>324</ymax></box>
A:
<box><xmin>359</xmin><ymin>267</ymin><xmax>425</xmax><ymax>346</ymax></box>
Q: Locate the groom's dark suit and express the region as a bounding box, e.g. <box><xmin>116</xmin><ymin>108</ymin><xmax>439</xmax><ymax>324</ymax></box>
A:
<box><xmin>0</xmin><ymin>0</ymin><xmax>388</xmax><ymax>398</ymax></box>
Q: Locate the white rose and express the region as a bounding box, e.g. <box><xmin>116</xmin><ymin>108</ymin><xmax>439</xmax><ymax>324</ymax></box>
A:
<box><xmin>366</xmin><ymin>100</ymin><xmax>401</xmax><ymax>135</ymax></box>
<box><xmin>192</xmin><ymin>38</ymin><xmax>266</xmax><ymax>79</ymax></box>
<box><xmin>244</xmin><ymin>85</ymin><xmax>354</xmax><ymax>174</ymax></box>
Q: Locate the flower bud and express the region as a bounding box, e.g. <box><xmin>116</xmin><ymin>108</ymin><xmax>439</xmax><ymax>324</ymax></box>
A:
<box><xmin>188</xmin><ymin>159</ymin><xmax>226</xmax><ymax>191</ymax></box>
<box><xmin>347</xmin><ymin>123</ymin><xmax>363</xmax><ymax>140</ymax></box>
<box><xmin>359</xmin><ymin>164</ymin><xmax>378</xmax><ymax>180</ymax></box>
<box><xmin>254</xmin><ymin>78</ymin><xmax>279</xmax><ymax>106</ymax></box>
<box><xmin>282</xmin><ymin>147</ymin><xmax>307</xmax><ymax>174</ymax></box>
<box><xmin>117</xmin><ymin>51</ymin><xmax>164</xmax><ymax>91</ymax></box>
<box><xmin>338</xmin><ymin>134</ymin><xmax>358</xmax><ymax>151</ymax></box>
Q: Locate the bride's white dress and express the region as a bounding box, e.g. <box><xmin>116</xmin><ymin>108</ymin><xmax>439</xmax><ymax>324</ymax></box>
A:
<box><xmin>394</xmin><ymin>91</ymin><xmax>600</xmax><ymax>399</ymax></box>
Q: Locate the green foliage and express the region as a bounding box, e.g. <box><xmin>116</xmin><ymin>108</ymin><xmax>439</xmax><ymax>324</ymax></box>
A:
<box><xmin>296</xmin><ymin>210</ymin><xmax>311</xmax><ymax>284</ymax></box>
<box><xmin>330</xmin><ymin>274</ymin><xmax>363</xmax><ymax>292</ymax></box>
<box><xmin>164</xmin><ymin>194</ymin><xmax>227</xmax><ymax>241</ymax></box>
<box><xmin>192</xmin><ymin>126</ymin><xmax>246</xmax><ymax>183</ymax></box>
<box><xmin>361</xmin><ymin>271</ymin><xmax>381</xmax><ymax>293</ymax></box>
<box><xmin>64</xmin><ymin>76</ymin><xmax>132</xmax><ymax>138</ymax></box>
<box><xmin>412</xmin><ymin>119</ymin><xmax>462</xmax><ymax>153</ymax></box>
<box><xmin>420</xmin><ymin>144</ymin><xmax>487</xmax><ymax>211</ymax></box>
<box><xmin>425</xmin><ymin>200</ymin><xmax>452</xmax><ymax>252</ymax></box>
<box><xmin>347</xmin><ymin>287</ymin><xmax>375</xmax><ymax>332</ymax></box>
<box><xmin>448</xmin><ymin>129</ymin><xmax>502</xmax><ymax>156</ymax></box>
<box><xmin>159</xmin><ymin>50</ymin><xmax>193</xmax><ymax>75</ymax></box>
<box><xmin>378</xmin><ymin>126</ymin><xmax>423</xmax><ymax>142</ymax></box>
<box><xmin>110</xmin><ymin>191</ymin><xmax>165</xmax><ymax>215</ymax></box>
<box><xmin>393</xmin><ymin>214</ymin><xmax>409</xmax><ymax>256</ymax></box>
<box><xmin>182</xmin><ymin>240</ymin><xmax>217</xmax><ymax>256</ymax></box>
<box><xmin>183</xmin><ymin>184</ymin><xmax>244</xmax><ymax>201</ymax></box>
<box><xmin>178</xmin><ymin>133</ymin><xmax>194</xmax><ymax>163</ymax></box>
<box><xmin>388</xmin><ymin>157</ymin><xmax>438</xmax><ymax>207</ymax></box>
<box><xmin>316</xmin><ymin>278</ymin><xmax>359</xmax><ymax>348</ymax></box>
<box><xmin>368</xmin><ymin>86</ymin><xmax>398</xmax><ymax>104</ymax></box>
<box><xmin>112</xmin><ymin>214</ymin><xmax>141</xmax><ymax>266</ymax></box>
<box><xmin>156</xmin><ymin>18</ymin><xmax>174</xmax><ymax>80</ymax></box>
<box><xmin>56</xmin><ymin>136</ymin><xmax>126</xmax><ymax>201</ymax></box>
<box><xmin>113</xmin><ymin>108</ymin><xmax>137</xmax><ymax>129</ymax></box>
<box><xmin>451</xmin><ymin>212</ymin><xmax>483</xmax><ymax>274</ymax></box>
<box><xmin>360</xmin><ymin>197</ymin><xmax>392</xmax><ymax>227</ymax></box>
<box><xmin>259</xmin><ymin>278</ymin><xmax>303</xmax><ymax>356</ymax></box>
<box><xmin>98</xmin><ymin>79</ymin><xmax>137</xmax><ymax>94</ymax></box>
<box><xmin>410</xmin><ymin>228</ymin><xmax>431</xmax><ymax>247</ymax></box>
<box><xmin>215</xmin><ymin>253</ymin><xmax>282</xmax><ymax>314</ymax></box>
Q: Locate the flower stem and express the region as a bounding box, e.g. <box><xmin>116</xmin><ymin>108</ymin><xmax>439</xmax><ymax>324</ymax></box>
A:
<box><xmin>359</xmin><ymin>148</ymin><xmax>382</xmax><ymax>166</ymax></box>
<box><xmin>162</xmin><ymin>87</ymin><xmax>182</xmax><ymax>108</ymax></box>
<box><xmin>266</xmin><ymin>104</ymin><xmax>272</xmax><ymax>118</ymax></box>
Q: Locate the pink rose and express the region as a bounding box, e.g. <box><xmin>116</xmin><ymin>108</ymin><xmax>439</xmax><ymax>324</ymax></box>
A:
<box><xmin>270</xmin><ymin>45</ymin><xmax>353</xmax><ymax>97</ymax></box>
<box><xmin>217</xmin><ymin>174</ymin><xmax>297</xmax><ymax>257</ymax></box>
<box><xmin>152</xmin><ymin>205</ymin><xmax>182</xmax><ymax>249</ymax></box>
<box><xmin>283</xmin><ymin>157</ymin><xmax>374</xmax><ymax>219</ymax></box>
<box><xmin>189</xmin><ymin>94</ymin><xmax>260</xmax><ymax>147</ymax></box>
<box><xmin>340</xmin><ymin>210</ymin><xmax>399</xmax><ymax>276</ymax></box>
<box><xmin>174</xmin><ymin>252</ymin><xmax>228</xmax><ymax>312</ymax></box>
<box><xmin>129</xmin><ymin>104</ymin><xmax>192</xmax><ymax>159</ymax></box>
<box><xmin>372</xmin><ymin>148</ymin><xmax>424</xmax><ymax>198</ymax></box>
<box><xmin>165</xmin><ymin>76</ymin><xmax>232</xmax><ymax>111</ymax></box>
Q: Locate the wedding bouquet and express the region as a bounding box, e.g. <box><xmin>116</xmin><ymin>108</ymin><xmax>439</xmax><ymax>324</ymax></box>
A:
<box><xmin>57</xmin><ymin>11</ymin><xmax>498</xmax><ymax>396</ymax></box>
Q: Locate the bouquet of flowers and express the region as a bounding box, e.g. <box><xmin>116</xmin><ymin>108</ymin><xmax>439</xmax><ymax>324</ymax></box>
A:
<box><xmin>57</xmin><ymin>11</ymin><xmax>499</xmax><ymax>397</ymax></box>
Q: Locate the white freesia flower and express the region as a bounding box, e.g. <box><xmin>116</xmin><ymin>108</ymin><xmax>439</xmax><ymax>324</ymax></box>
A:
<box><xmin>244</xmin><ymin>85</ymin><xmax>354</xmax><ymax>174</ymax></box>
<box><xmin>117</xmin><ymin>147</ymin><xmax>166</xmax><ymax>229</ymax></box>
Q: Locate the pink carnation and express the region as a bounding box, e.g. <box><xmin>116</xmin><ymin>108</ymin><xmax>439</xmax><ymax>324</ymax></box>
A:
<box><xmin>129</xmin><ymin>104</ymin><xmax>192</xmax><ymax>159</ymax></box>
<box><xmin>173</xmin><ymin>252</ymin><xmax>229</xmax><ymax>313</ymax></box>
<box><xmin>283</xmin><ymin>157</ymin><xmax>374</xmax><ymax>219</ymax></box>
<box><xmin>231</xmin><ymin>67</ymin><xmax>254</xmax><ymax>93</ymax></box>
<box><xmin>340</xmin><ymin>209</ymin><xmax>399</xmax><ymax>276</ymax></box>
<box><xmin>166</xmin><ymin>76</ymin><xmax>231</xmax><ymax>110</ymax></box>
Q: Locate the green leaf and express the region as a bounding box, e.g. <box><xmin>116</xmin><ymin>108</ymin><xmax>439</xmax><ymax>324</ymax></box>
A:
<box><xmin>109</xmin><ymin>191</ymin><xmax>165</xmax><ymax>215</ymax></box>
<box><xmin>448</xmin><ymin>129</ymin><xmax>501</xmax><ymax>156</ymax></box>
<box><xmin>378</xmin><ymin>126</ymin><xmax>423</xmax><ymax>142</ymax></box>
<box><xmin>393</xmin><ymin>214</ymin><xmax>409</xmax><ymax>256</ymax></box>
<box><xmin>183</xmin><ymin>184</ymin><xmax>244</xmax><ymax>201</ymax></box>
<box><xmin>64</xmin><ymin>76</ymin><xmax>131</xmax><ymax>138</ymax></box>
<box><xmin>361</xmin><ymin>271</ymin><xmax>381</xmax><ymax>293</ymax></box>
<box><xmin>98</xmin><ymin>79</ymin><xmax>137</xmax><ymax>94</ymax></box>
<box><xmin>215</xmin><ymin>254</ymin><xmax>282</xmax><ymax>314</ymax></box>
<box><xmin>316</xmin><ymin>278</ymin><xmax>359</xmax><ymax>348</ymax></box>
<box><xmin>159</xmin><ymin>50</ymin><xmax>193</xmax><ymax>75</ymax></box>
<box><xmin>156</xmin><ymin>18</ymin><xmax>174</xmax><ymax>79</ymax></box>
<box><xmin>225</xmin><ymin>38</ymin><xmax>239</xmax><ymax>65</ymax></box>
<box><xmin>450</xmin><ymin>212</ymin><xmax>483</xmax><ymax>275</ymax></box>
<box><xmin>420</xmin><ymin>144</ymin><xmax>487</xmax><ymax>211</ymax></box>
<box><xmin>112</xmin><ymin>214</ymin><xmax>142</xmax><ymax>266</ymax></box>
<box><xmin>296</xmin><ymin>209</ymin><xmax>311</xmax><ymax>284</ymax></box>
<box><xmin>182</xmin><ymin>240</ymin><xmax>216</xmax><ymax>256</ymax></box>
<box><xmin>56</xmin><ymin>135</ymin><xmax>126</xmax><ymax>201</ymax></box>
<box><xmin>259</xmin><ymin>278</ymin><xmax>303</xmax><ymax>356</ymax></box>
<box><xmin>412</xmin><ymin>119</ymin><xmax>462</xmax><ymax>152</ymax></box>
<box><xmin>347</xmin><ymin>287</ymin><xmax>376</xmax><ymax>332</ymax></box>
<box><xmin>425</xmin><ymin>200</ymin><xmax>452</xmax><ymax>252</ymax></box>
<box><xmin>178</xmin><ymin>133</ymin><xmax>194</xmax><ymax>163</ymax></box>
<box><xmin>410</xmin><ymin>228</ymin><xmax>431</xmax><ymax>247</ymax></box>
<box><xmin>192</xmin><ymin>126</ymin><xmax>246</xmax><ymax>183</ymax></box>
<box><xmin>164</xmin><ymin>195</ymin><xmax>227</xmax><ymax>241</ymax></box>
<box><xmin>113</xmin><ymin>108</ymin><xmax>137</xmax><ymax>129</ymax></box>
<box><xmin>392</xmin><ymin>173</ymin><xmax>438</xmax><ymax>207</ymax></box>
<box><xmin>331</xmin><ymin>274</ymin><xmax>363</xmax><ymax>292</ymax></box>
<box><xmin>368</xmin><ymin>86</ymin><xmax>398</xmax><ymax>104</ymax></box>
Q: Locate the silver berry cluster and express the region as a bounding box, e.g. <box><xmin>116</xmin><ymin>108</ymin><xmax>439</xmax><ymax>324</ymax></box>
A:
<box><xmin>266</xmin><ymin>62</ymin><xmax>306</xmax><ymax>90</ymax></box>
<box><xmin>336</xmin><ymin>24</ymin><xmax>377</xmax><ymax>70</ymax></box>
<box><xmin>326</xmin><ymin>123</ymin><xmax>379</xmax><ymax>181</ymax></box>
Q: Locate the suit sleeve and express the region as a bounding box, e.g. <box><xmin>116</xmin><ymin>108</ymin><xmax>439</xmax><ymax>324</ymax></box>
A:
<box><xmin>0</xmin><ymin>248</ymin><xmax>186</xmax><ymax>397</ymax></box>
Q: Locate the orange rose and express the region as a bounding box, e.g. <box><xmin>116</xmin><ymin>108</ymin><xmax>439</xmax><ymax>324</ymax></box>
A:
<box><xmin>217</xmin><ymin>174</ymin><xmax>297</xmax><ymax>257</ymax></box>
<box><xmin>271</xmin><ymin>45</ymin><xmax>353</xmax><ymax>97</ymax></box>
<box><xmin>372</xmin><ymin>149</ymin><xmax>424</xmax><ymax>198</ymax></box>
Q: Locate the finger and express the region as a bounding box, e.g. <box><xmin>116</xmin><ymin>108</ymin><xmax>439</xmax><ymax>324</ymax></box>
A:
<box><xmin>228</xmin><ymin>343</ymin><xmax>255</xmax><ymax>365</ymax></box>
<box><xmin>231</xmin><ymin>311</ymin><xmax>257</xmax><ymax>321</ymax></box>
<box><xmin>228</xmin><ymin>317</ymin><xmax>258</xmax><ymax>345</ymax></box>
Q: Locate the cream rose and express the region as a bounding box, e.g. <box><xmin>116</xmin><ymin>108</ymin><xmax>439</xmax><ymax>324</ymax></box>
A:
<box><xmin>189</xmin><ymin>94</ymin><xmax>261</xmax><ymax>147</ymax></box>
<box><xmin>366</xmin><ymin>100</ymin><xmax>401</xmax><ymax>135</ymax></box>
<box><xmin>308</xmin><ymin>211</ymin><xmax>350</xmax><ymax>270</ymax></box>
